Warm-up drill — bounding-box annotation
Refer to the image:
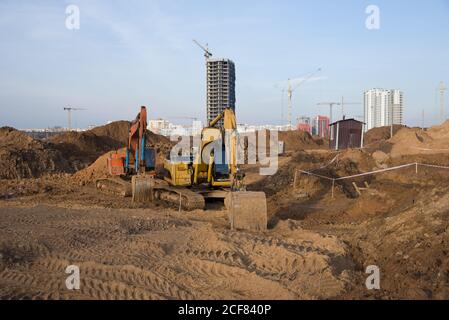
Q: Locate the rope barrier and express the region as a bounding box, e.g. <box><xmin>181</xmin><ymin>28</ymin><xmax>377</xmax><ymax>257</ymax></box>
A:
<box><xmin>294</xmin><ymin>162</ymin><xmax>449</xmax><ymax>199</ymax></box>
<box><xmin>334</xmin><ymin>163</ymin><xmax>416</xmax><ymax>181</ymax></box>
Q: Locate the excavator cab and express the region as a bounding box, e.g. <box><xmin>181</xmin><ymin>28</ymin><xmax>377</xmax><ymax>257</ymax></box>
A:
<box><xmin>162</xmin><ymin>107</ymin><xmax>268</xmax><ymax>231</ymax></box>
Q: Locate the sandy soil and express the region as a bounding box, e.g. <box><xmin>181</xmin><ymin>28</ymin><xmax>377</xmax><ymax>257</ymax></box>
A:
<box><xmin>0</xmin><ymin>178</ymin><xmax>354</xmax><ymax>300</ymax></box>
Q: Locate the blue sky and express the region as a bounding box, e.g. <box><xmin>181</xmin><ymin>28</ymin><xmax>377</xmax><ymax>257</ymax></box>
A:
<box><xmin>1</xmin><ymin>0</ymin><xmax>448</xmax><ymax>129</ymax></box>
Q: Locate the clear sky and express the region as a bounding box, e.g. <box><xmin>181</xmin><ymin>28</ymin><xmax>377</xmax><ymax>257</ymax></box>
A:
<box><xmin>1</xmin><ymin>0</ymin><xmax>449</xmax><ymax>129</ymax></box>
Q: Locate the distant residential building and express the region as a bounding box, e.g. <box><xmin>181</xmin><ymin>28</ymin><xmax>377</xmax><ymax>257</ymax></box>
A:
<box><xmin>237</xmin><ymin>124</ymin><xmax>290</xmax><ymax>133</ymax></box>
<box><xmin>313</xmin><ymin>115</ymin><xmax>330</xmax><ymax>138</ymax></box>
<box><xmin>207</xmin><ymin>58</ymin><xmax>236</xmax><ymax>127</ymax></box>
<box><xmin>191</xmin><ymin>120</ymin><xmax>203</xmax><ymax>136</ymax></box>
<box><xmin>364</xmin><ymin>89</ymin><xmax>403</xmax><ymax>131</ymax></box>
<box><xmin>148</xmin><ymin>118</ymin><xmax>170</xmax><ymax>134</ymax></box>
<box><xmin>297</xmin><ymin>116</ymin><xmax>312</xmax><ymax>134</ymax></box>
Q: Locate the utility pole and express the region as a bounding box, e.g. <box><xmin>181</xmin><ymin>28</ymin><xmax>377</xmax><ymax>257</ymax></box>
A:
<box><xmin>63</xmin><ymin>107</ymin><xmax>86</xmax><ymax>131</ymax></box>
<box><xmin>439</xmin><ymin>81</ymin><xmax>448</xmax><ymax>123</ymax></box>
<box><xmin>285</xmin><ymin>68</ymin><xmax>321</xmax><ymax>130</ymax></box>
<box><xmin>317</xmin><ymin>102</ymin><xmax>341</xmax><ymax>126</ymax></box>
<box><xmin>422</xmin><ymin>109</ymin><xmax>425</xmax><ymax>130</ymax></box>
<box><xmin>390</xmin><ymin>101</ymin><xmax>394</xmax><ymax>139</ymax></box>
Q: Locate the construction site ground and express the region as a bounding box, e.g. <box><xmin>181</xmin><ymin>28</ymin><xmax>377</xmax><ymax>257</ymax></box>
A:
<box><xmin>1</xmin><ymin>122</ymin><xmax>449</xmax><ymax>300</ymax></box>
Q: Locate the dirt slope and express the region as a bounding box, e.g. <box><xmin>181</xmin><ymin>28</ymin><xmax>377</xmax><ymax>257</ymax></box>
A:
<box><xmin>51</xmin><ymin>121</ymin><xmax>172</xmax><ymax>172</ymax></box>
<box><xmin>0</xmin><ymin>127</ymin><xmax>71</xmax><ymax>179</ymax></box>
<box><xmin>0</xmin><ymin>121</ymin><xmax>172</xmax><ymax>180</ymax></box>
<box><xmin>278</xmin><ymin>130</ymin><xmax>326</xmax><ymax>152</ymax></box>
<box><xmin>364</xmin><ymin>125</ymin><xmax>404</xmax><ymax>146</ymax></box>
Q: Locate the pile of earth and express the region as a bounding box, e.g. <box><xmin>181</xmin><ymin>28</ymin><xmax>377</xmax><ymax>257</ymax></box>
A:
<box><xmin>278</xmin><ymin>130</ymin><xmax>327</xmax><ymax>152</ymax></box>
<box><xmin>50</xmin><ymin>121</ymin><xmax>172</xmax><ymax>169</ymax></box>
<box><xmin>363</xmin><ymin>121</ymin><xmax>449</xmax><ymax>159</ymax></box>
<box><xmin>71</xmin><ymin>123</ymin><xmax>173</xmax><ymax>186</ymax></box>
<box><xmin>71</xmin><ymin>150</ymin><xmax>124</xmax><ymax>186</ymax></box>
<box><xmin>0</xmin><ymin>121</ymin><xmax>173</xmax><ymax>180</ymax></box>
<box><xmin>363</xmin><ymin>125</ymin><xmax>405</xmax><ymax>146</ymax></box>
<box><xmin>0</xmin><ymin>127</ymin><xmax>72</xmax><ymax>179</ymax></box>
<box><xmin>386</xmin><ymin>121</ymin><xmax>449</xmax><ymax>158</ymax></box>
<box><xmin>241</xmin><ymin>130</ymin><xmax>326</xmax><ymax>162</ymax></box>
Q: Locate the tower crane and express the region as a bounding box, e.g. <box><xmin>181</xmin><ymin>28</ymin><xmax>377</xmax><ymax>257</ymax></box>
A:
<box><xmin>63</xmin><ymin>107</ymin><xmax>86</xmax><ymax>131</ymax></box>
<box><xmin>193</xmin><ymin>39</ymin><xmax>212</xmax><ymax>59</ymax></box>
<box><xmin>316</xmin><ymin>102</ymin><xmax>341</xmax><ymax>126</ymax></box>
<box><xmin>285</xmin><ymin>68</ymin><xmax>321</xmax><ymax>130</ymax></box>
<box><xmin>340</xmin><ymin>97</ymin><xmax>362</xmax><ymax>120</ymax></box>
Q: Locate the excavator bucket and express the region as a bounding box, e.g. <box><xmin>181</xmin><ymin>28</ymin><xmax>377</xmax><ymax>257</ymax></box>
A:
<box><xmin>225</xmin><ymin>192</ymin><xmax>267</xmax><ymax>231</ymax></box>
<box><xmin>131</xmin><ymin>175</ymin><xmax>155</xmax><ymax>203</ymax></box>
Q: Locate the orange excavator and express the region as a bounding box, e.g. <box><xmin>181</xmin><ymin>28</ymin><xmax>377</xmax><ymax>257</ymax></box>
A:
<box><xmin>95</xmin><ymin>106</ymin><xmax>156</xmax><ymax>199</ymax></box>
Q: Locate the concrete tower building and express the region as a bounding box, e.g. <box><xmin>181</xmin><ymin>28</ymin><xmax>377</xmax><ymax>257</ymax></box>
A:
<box><xmin>364</xmin><ymin>89</ymin><xmax>403</xmax><ymax>131</ymax></box>
<box><xmin>206</xmin><ymin>58</ymin><xmax>236</xmax><ymax>127</ymax></box>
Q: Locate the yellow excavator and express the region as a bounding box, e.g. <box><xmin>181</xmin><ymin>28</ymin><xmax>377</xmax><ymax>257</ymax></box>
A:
<box><xmin>158</xmin><ymin>108</ymin><xmax>267</xmax><ymax>231</ymax></box>
<box><xmin>100</xmin><ymin>106</ymin><xmax>267</xmax><ymax>231</ymax></box>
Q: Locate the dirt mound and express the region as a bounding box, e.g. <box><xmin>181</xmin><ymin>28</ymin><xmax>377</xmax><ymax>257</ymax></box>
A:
<box><xmin>0</xmin><ymin>120</ymin><xmax>172</xmax><ymax>181</ymax></box>
<box><xmin>427</xmin><ymin>119</ymin><xmax>449</xmax><ymax>140</ymax></box>
<box><xmin>364</xmin><ymin>125</ymin><xmax>404</xmax><ymax>146</ymax></box>
<box><xmin>388</xmin><ymin>125</ymin><xmax>449</xmax><ymax>158</ymax></box>
<box><xmin>0</xmin><ymin>127</ymin><xmax>72</xmax><ymax>179</ymax></box>
<box><xmin>364</xmin><ymin>121</ymin><xmax>449</xmax><ymax>158</ymax></box>
<box><xmin>50</xmin><ymin>131</ymin><xmax>120</xmax><ymax>167</ymax></box>
<box><xmin>71</xmin><ymin>150</ymin><xmax>124</xmax><ymax>185</ymax></box>
<box><xmin>89</xmin><ymin>121</ymin><xmax>131</xmax><ymax>145</ymax></box>
<box><xmin>72</xmin><ymin>135</ymin><xmax>172</xmax><ymax>186</ymax></box>
<box><xmin>51</xmin><ymin>121</ymin><xmax>172</xmax><ymax>170</ymax></box>
<box><xmin>278</xmin><ymin>130</ymin><xmax>325</xmax><ymax>152</ymax></box>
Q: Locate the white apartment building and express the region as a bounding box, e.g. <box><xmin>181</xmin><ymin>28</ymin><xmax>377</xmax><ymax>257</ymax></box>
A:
<box><xmin>364</xmin><ymin>89</ymin><xmax>403</xmax><ymax>131</ymax></box>
<box><xmin>148</xmin><ymin>118</ymin><xmax>170</xmax><ymax>134</ymax></box>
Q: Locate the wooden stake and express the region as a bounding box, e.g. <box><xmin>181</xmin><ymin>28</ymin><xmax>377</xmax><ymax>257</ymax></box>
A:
<box><xmin>293</xmin><ymin>170</ymin><xmax>298</xmax><ymax>189</ymax></box>
<box><xmin>332</xmin><ymin>179</ymin><xmax>335</xmax><ymax>199</ymax></box>
<box><xmin>352</xmin><ymin>182</ymin><xmax>362</xmax><ymax>196</ymax></box>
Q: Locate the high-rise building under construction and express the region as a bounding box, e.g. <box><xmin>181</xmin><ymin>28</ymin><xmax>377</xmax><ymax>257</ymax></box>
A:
<box><xmin>206</xmin><ymin>58</ymin><xmax>236</xmax><ymax>126</ymax></box>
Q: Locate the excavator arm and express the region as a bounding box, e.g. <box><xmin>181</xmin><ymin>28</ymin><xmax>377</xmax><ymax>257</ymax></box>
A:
<box><xmin>127</xmin><ymin>106</ymin><xmax>152</xmax><ymax>174</ymax></box>
<box><xmin>204</xmin><ymin>108</ymin><xmax>268</xmax><ymax>231</ymax></box>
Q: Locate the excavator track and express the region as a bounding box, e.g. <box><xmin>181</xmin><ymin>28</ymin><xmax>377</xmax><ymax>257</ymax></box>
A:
<box><xmin>131</xmin><ymin>177</ymin><xmax>205</xmax><ymax>210</ymax></box>
<box><xmin>96</xmin><ymin>177</ymin><xmax>132</xmax><ymax>197</ymax></box>
<box><xmin>153</xmin><ymin>185</ymin><xmax>205</xmax><ymax>211</ymax></box>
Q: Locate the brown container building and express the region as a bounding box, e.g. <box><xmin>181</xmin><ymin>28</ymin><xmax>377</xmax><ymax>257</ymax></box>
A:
<box><xmin>329</xmin><ymin>118</ymin><xmax>365</xmax><ymax>150</ymax></box>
